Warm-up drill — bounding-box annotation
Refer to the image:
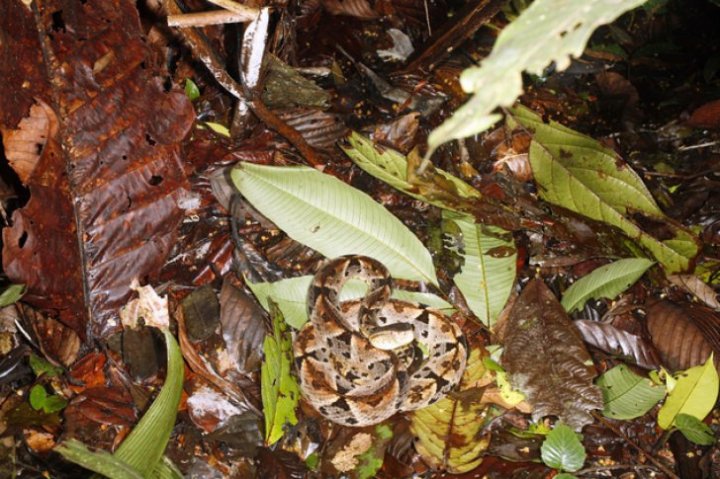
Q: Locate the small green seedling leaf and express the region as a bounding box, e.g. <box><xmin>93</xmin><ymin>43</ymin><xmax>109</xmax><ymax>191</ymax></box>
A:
<box><xmin>0</xmin><ymin>284</ymin><xmax>25</xmax><ymax>307</ymax></box>
<box><xmin>29</xmin><ymin>385</ymin><xmax>47</xmax><ymax>411</ymax></box>
<box><xmin>561</xmin><ymin>258</ymin><xmax>654</xmax><ymax>313</ymax></box>
<box><xmin>262</xmin><ymin>302</ymin><xmax>300</xmax><ymax>446</ymax></box>
<box><xmin>540</xmin><ymin>423</ymin><xmax>586</xmax><ymax>473</ymax></box>
<box><xmin>658</xmin><ymin>355</ymin><xmax>719</xmax><ymax>429</ymax></box>
<box><xmin>355</xmin><ymin>424</ymin><xmax>394</xmax><ymax>479</ymax></box>
<box><xmin>204</xmin><ymin>122</ymin><xmax>231</xmax><ymax>137</ymax></box>
<box><xmin>29</xmin><ymin>354</ymin><xmax>63</xmax><ymax>378</ymax></box>
<box><xmin>43</xmin><ymin>395</ymin><xmax>68</xmax><ymax>414</ymax></box>
<box><xmin>184</xmin><ymin>78</ymin><xmax>200</xmax><ymax>101</ymax></box>
<box><xmin>597</xmin><ymin>364</ymin><xmax>666</xmax><ymax>420</ymax></box>
<box><xmin>675</xmin><ymin>413</ymin><xmax>716</xmax><ymax>446</ymax></box>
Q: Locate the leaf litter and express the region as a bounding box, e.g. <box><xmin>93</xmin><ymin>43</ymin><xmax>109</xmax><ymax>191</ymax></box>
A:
<box><xmin>1</xmin><ymin>0</ymin><xmax>720</xmax><ymax>478</ymax></box>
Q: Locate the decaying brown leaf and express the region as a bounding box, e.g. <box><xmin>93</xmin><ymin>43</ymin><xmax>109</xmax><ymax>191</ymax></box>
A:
<box><xmin>667</xmin><ymin>274</ymin><xmax>720</xmax><ymax>310</ymax></box>
<box><xmin>574</xmin><ymin>319</ymin><xmax>661</xmax><ymax>370</ymax></box>
<box><xmin>1</xmin><ymin>0</ymin><xmax>195</xmax><ymax>340</ymax></box>
<box><xmin>501</xmin><ymin>279</ymin><xmax>603</xmax><ymax>430</ymax></box>
<box><xmin>219</xmin><ymin>276</ymin><xmax>266</xmax><ymax>375</ymax></box>
<box><xmin>1</xmin><ymin>99</ymin><xmax>57</xmax><ymax>183</ymax></box>
<box><xmin>646</xmin><ymin>300</ymin><xmax>720</xmax><ymax>371</ymax></box>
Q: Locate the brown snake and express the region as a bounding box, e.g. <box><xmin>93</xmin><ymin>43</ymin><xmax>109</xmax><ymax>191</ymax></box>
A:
<box><xmin>294</xmin><ymin>256</ymin><xmax>467</xmax><ymax>426</ymax></box>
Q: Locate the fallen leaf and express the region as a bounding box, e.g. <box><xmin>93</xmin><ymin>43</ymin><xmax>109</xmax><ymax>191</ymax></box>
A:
<box><xmin>502</xmin><ymin>279</ymin><xmax>603</xmax><ymax>430</ymax></box>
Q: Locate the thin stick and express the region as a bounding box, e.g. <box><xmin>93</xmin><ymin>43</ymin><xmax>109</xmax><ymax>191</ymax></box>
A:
<box><xmin>592</xmin><ymin>411</ymin><xmax>680</xmax><ymax>479</ymax></box>
<box><xmin>206</xmin><ymin>0</ymin><xmax>259</xmax><ymax>16</ymax></box>
<box><xmin>168</xmin><ymin>10</ymin><xmax>257</xmax><ymax>27</ymax></box>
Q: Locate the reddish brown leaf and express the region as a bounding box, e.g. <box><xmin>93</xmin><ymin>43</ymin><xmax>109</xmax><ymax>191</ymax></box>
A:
<box><xmin>278</xmin><ymin>108</ymin><xmax>348</xmax><ymax>152</ymax></box>
<box><xmin>687</xmin><ymin>99</ymin><xmax>720</xmax><ymax>129</ymax></box>
<box><xmin>1</xmin><ymin>0</ymin><xmax>194</xmax><ymax>340</ymax></box>
<box><xmin>646</xmin><ymin>300</ymin><xmax>720</xmax><ymax>371</ymax></box>
<box><xmin>501</xmin><ymin>279</ymin><xmax>603</xmax><ymax>430</ymax></box>
<box><xmin>219</xmin><ymin>276</ymin><xmax>266</xmax><ymax>375</ymax></box>
<box><xmin>30</xmin><ymin>311</ymin><xmax>81</xmax><ymax>367</ymax></box>
<box><xmin>574</xmin><ymin>319</ymin><xmax>661</xmax><ymax>370</ymax></box>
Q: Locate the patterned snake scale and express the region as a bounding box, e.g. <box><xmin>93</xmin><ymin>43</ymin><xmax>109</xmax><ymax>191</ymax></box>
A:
<box><xmin>293</xmin><ymin>255</ymin><xmax>468</xmax><ymax>427</ymax></box>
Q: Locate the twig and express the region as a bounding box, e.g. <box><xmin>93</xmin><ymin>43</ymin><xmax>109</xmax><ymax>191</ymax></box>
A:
<box><xmin>206</xmin><ymin>0</ymin><xmax>259</xmax><ymax>16</ymax></box>
<box><xmin>592</xmin><ymin>411</ymin><xmax>680</xmax><ymax>479</ymax></box>
<box><xmin>167</xmin><ymin>10</ymin><xmax>258</xmax><ymax>27</ymax></box>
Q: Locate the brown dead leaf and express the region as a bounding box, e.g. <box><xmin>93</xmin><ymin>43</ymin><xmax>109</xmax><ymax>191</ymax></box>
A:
<box><xmin>646</xmin><ymin>300</ymin><xmax>720</xmax><ymax>371</ymax></box>
<box><xmin>501</xmin><ymin>279</ymin><xmax>603</xmax><ymax>430</ymax></box>
<box><xmin>574</xmin><ymin>319</ymin><xmax>661</xmax><ymax>370</ymax></box>
<box><xmin>1</xmin><ymin>99</ymin><xmax>57</xmax><ymax>183</ymax></box>
<box><xmin>667</xmin><ymin>274</ymin><xmax>720</xmax><ymax>310</ymax></box>
<box><xmin>2</xmin><ymin>0</ymin><xmax>195</xmax><ymax>341</ymax></box>
<box><xmin>687</xmin><ymin>99</ymin><xmax>720</xmax><ymax>129</ymax></box>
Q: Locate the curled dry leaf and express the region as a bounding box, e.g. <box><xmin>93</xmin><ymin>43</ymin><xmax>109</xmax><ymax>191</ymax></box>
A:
<box><xmin>1</xmin><ymin>0</ymin><xmax>194</xmax><ymax>340</ymax></box>
<box><xmin>646</xmin><ymin>300</ymin><xmax>720</xmax><ymax>372</ymax></box>
<box><xmin>322</xmin><ymin>0</ymin><xmax>378</xmax><ymax>19</ymax></box>
<box><xmin>1</xmin><ymin>99</ymin><xmax>57</xmax><ymax>183</ymax></box>
<box><xmin>502</xmin><ymin>279</ymin><xmax>603</xmax><ymax>430</ymax></box>
<box><xmin>574</xmin><ymin>319</ymin><xmax>661</xmax><ymax>370</ymax></box>
<box><xmin>219</xmin><ymin>275</ymin><xmax>266</xmax><ymax>375</ymax></box>
<box><xmin>667</xmin><ymin>274</ymin><xmax>720</xmax><ymax>310</ymax></box>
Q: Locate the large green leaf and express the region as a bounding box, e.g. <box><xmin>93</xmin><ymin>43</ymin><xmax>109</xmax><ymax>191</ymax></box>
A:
<box><xmin>596</xmin><ymin>364</ymin><xmax>665</xmax><ymax>420</ymax></box>
<box><xmin>510</xmin><ymin>106</ymin><xmax>698</xmax><ymax>273</ymax></box>
<box><xmin>658</xmin><ymin>355</ymin><xmax>719</xmax><ymax>429</ymax></box>
<box><xmin>443</xmin><ymin>212</ymin><xmax>516</xmax><ymax>328</ymax></box>
<box><xmin>561</xmin><ymin>258</ymin><xmax>655</xmax><ymax>313</ymax></box>
<box><xmin>540</xmin><ymin>423</ymin><xmax>586</xmax><ymax>473</ymax></box>
<box><xmin>248</xmin><ymin>275</ymin><xmax>453</xmax><ymax>329</ymax></box>
<box><xmin>342</xmin><ymin>132</ymin><xmax>480</xmax><ymax>211</ymax></box>
<box><xmin>427</xmin><ymin>0</ymin><xmax>646</xmax><ymax>155</ymax></box>
<box><xmin>261</xmin><ymin>302</ymin><xmax>300</xmax><ymax>445</ymax></box>
<box><xmin>232</xmin><ymin>163</ymin><xmax>437</xmax><ymax>284</ymax></box>
<box><xmin>113</xmin><ymin>329</ymin><xmax>184</xmax><ymax>476</ymax></box>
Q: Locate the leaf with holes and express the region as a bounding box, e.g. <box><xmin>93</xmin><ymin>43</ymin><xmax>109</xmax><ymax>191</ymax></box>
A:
<box><xmin>262</xmin><ymin>302</ymin><xmax>300</xmax><ymax>446</ymax></box>
<box><xmin>410</xmin><ymin>348</ymin><xmax>496</xmax><ymax>473</ymax></box>
<box><xmin>427</xmin><ymin>0</ymin><xmax>646</xmax><ymax>154</ymax></box>
<box><xmin>561</xmin><ymin>258</ymin><xmax>654</xmax><ymax>313</ymax></box>
<box><xmin>597</xmin><ymin>364</ymin><xmax>665</xmax><ymax>420</ymax></box>
<box><xmin>1</xmin><ymin>0</ymin><xmax>194</xmax><ymax>340</ymax></box>
<box><xmin>232</xmin><ymin>163</ymin><xmax>437</xmax><ymax>285</ymax></box>
<box><xmin>509</xmin><ymin>106</ymin><xmax>698</xmax><ymax>273</ymax></box>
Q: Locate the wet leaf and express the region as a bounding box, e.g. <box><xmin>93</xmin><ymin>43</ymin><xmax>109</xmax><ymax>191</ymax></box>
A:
<box><xmin>232</xmin><ymin>163</ymin><xmax>437</xmax><ymax>284</ymax></box>
<box><xmin>574</xmin><ymin>320</ymin><xmax>661</xmax><ymax>370</ymax></box>
<box><xmin>646</xmin><ymin>301</ymin><xmax>720</xmax><ymax>372</ymax></box>
<box><xmin>675</xmin><ymin>414</ymin><xmax>715</xmax><ymax>446</ymax></box>
<box><xmin>444</xmin><ymin>212</ymin><xmax>516</xmax><ymax>327</ymax></box>
<box><xmin>510</xmin><ymin>106</ymin><xmax>698</xmax><ymax>273</ymax></box>
<box><xmin>248</xmin><ymin>275</ymin><xmax>452</xmax><ymax>329</ymax></box>
<box><xmin>1</xmin><ymin>0</ymin><xmax>194</xmax><ymax>339</ymax></box>
<box><xmin>658</xmin><ymin>355</ymin><xmax>719</xmax><ymax>429</ymax></box>
<box><xmin>596</xmin><ymin>364</ymin><xmax>665</xmax><ymax>420</ymax></box>
<box><xmin>428</xmin><ymin>0</ymin><xmax>646</xmax><ymax>153</ymax></box>
<box><xmin>410</xmin><ymin>348</ymin><xmax>494</xmax><ymax>473</ymax></box>
<box><xmin>502</xmin><ymin>279</ymin><xmax>603</xmax><ymax>430</ymax></box>
<box><xmin>540</xmin><ymin>423</ymin><xmax>586</xmax><ymax>473</ymax></box>
<box><xmin>261</xmin><ymin>302</ymin><xmax>300</xmax><ymax>446</ymax></box>
<box><xmin>0</xmin><ymin>284</ymin><xmax>24</xmax><ymax>307</ymax></box>
<box><xmin>561</xmin><ymin>258</ymin><xmax>654</xmax><ymax>313</ymax></box>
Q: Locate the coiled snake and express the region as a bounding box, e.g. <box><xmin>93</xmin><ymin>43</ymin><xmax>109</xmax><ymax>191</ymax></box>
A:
<box><xmin>294</xmin><ymin>256</ymin><xmax>467</xmax><ymax>426</ymax></box>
